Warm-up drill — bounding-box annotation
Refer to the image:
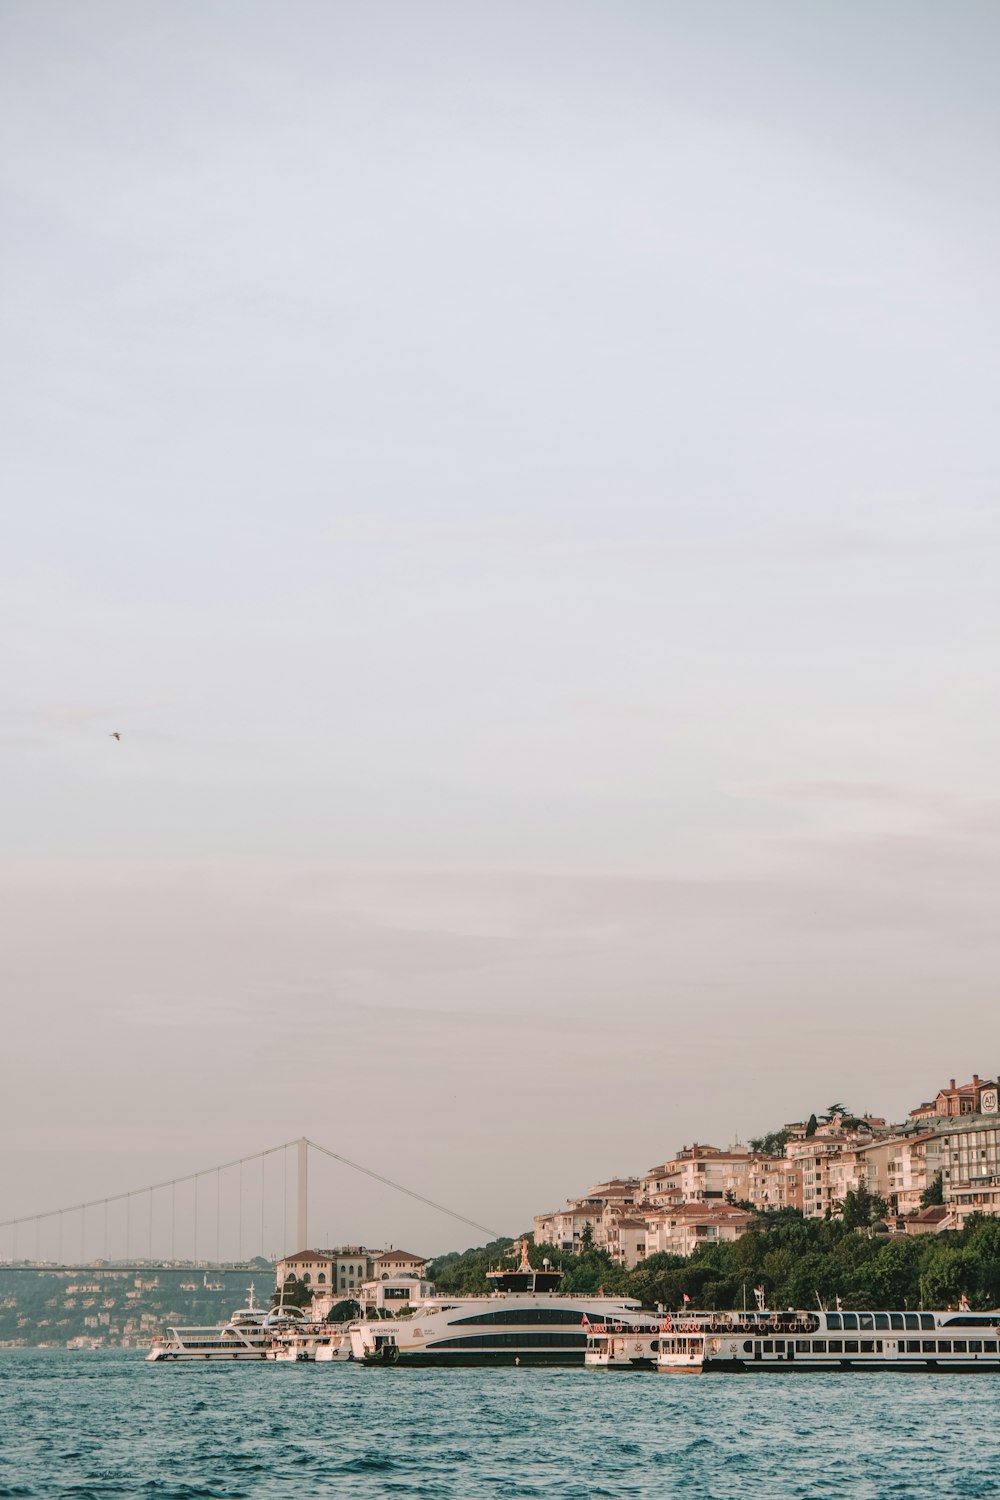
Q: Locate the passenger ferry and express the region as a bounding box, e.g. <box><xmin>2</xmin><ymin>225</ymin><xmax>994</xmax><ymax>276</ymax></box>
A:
<box><xmin>146</xmin><ymin>1284</ymin><xmax>307</xmax><ymax>1362</ymax></box>
<box><xmin>350</xmin><ymin>1242</ymin><xmax>657</xmax><ymax>1366</ymax></box>
<box><xmin>584</xmin><ymin>1302</ymin><xmax>1000</xmax><ymax>1373</ymax></box>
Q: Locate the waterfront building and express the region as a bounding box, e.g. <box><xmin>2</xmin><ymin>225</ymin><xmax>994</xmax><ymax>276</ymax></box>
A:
<box><xmin>276</xmin><ymin>1250</ymin><xmax>335</xmax><ymax>1290</ymax></box>
<box><xmin>358</xmin><ymin>1275</ymin><xmax>436</xmax><ymax>1312</ymax></box>
<box><xmin>277</xmin><ymin>1246</ymin><xmax>419</xmax><ymax>1299</ymax></box>
<box><xmin>370</xmin><ymin>1250</ymin><xmax>429</xmax><ymax>1280</ymax></box>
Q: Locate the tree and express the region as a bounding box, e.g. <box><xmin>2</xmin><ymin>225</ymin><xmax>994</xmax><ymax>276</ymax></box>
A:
<box><xmin>841</xmin><ymin>1180</ymin><xmax>888</xmax><ymax>1230</ymax></box>
<box><xmin>325</xmin><ymin>1299</ymin><xmax>360</xmax><ymax>1323</ymax></box>
<box><xmin>805</xmin><ymin>1114</ymin><xmax>818</xmax><ymax>1137</ymax></box>
<box><xmin>920</xmin><ymin>1172</ymin><xmax>945</xmax><ymax>1208</ymax></box>
<box><xmin>824</xmin><ymin>1104</ymin><xmax>848</xmax><ymax>1121</ymax></box>
<box><xmin>748</xmin><ymin>1129</ymin><xmax>791</xmax><ymax>1156</ymax></box>
<box><xmin>273</xmin><ymin>1278</ymin><xmax>314</xmax><ymax>1310</ymax></box>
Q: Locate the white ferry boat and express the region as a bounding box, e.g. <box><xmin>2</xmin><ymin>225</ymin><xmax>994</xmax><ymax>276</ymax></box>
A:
<box><xmin>350</xmin><ymin>1243</ymin><xmax>657</xmax><ymax>1366</ymax></box>
<box><xmin>267</xmin><ymin>1323</ymin><xmax>354</xmax><ymax>1362</ymax></box>
<box><xmin>586</xmin><ymin>1302</ymin><xmax>1000</xmax><ymax>1373</ymax></box>
<box><xmin>146</xmin><ymin>1284</ymin><xmax>307</xmax><ymax>1362</ymax></box>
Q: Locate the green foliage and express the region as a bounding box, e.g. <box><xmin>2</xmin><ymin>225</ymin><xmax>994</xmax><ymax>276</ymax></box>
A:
<box><xmin>747</xmin><ymin>1129</ymin><xmax>791</xmax><ymax>1156</ymax></box>
<box><xmin>921</xmin><ymin>1172</ymin><xmax>945</xmax><ymax>1207</ymax></box>
<box><xmin>428</xmin><ymin>1211</ymin><xmax>1000</xmax><ymax>1318</ymax></box>
<box><xmin>805</xmin><ymin>1114</ymin><xmax>818</xmax><ymax>1137</ymax></box>
<box><xmin>274</xmin><ymin>1277</ymin><xmax>314</xmax><ymax>1310</ymax></box>
<box><xmin>426</xmin><ymin>1238</ymin><xmax>515</xmax><ymax>1295</ymax></box>
<box><xmin>840</xmin><ymin>1181</ymin><xmax>889</xmax><ymax>1230</ymax></box>
<box><xmin>325</xmin><ymin>1299</ymin><xmax>360</xmax><ymax>1323</ymax></box>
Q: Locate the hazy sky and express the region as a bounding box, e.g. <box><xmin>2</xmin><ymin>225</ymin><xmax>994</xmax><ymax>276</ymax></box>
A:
<box><xmin>3</xmin><ymin>1</ymin><xmax>1000</xmax><ymax>1255</ymax></box>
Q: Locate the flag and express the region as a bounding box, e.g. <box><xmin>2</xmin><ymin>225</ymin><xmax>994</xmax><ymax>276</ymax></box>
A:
<box><xmin>580</xmin><ymin>1312</ymin><xmax>590</xmax><ymax>1327</ymax></box>
<box><xmin>682</xmin><ymin>1293</ymin><xmax>691</xmax><ymax>1304</ymax></box>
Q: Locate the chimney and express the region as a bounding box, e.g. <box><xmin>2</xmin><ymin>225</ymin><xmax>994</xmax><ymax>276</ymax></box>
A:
<box><xmin>973</xmin><ymin>1075</ymin><xmax>980</xmax><ymax>1087</ymax></box>
<box><xmin>950</xmin><ymin>1079</ymin><xmax>956</xmax><ymax>1090</ymax></box>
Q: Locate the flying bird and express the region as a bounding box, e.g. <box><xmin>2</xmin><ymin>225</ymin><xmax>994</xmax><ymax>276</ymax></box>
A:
<box><xmin>110</xmin><ymin>731</ymin><xmax>121</xmax><ymax>741</ymax></box>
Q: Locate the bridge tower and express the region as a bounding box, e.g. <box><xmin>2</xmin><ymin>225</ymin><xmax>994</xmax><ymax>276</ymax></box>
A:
<box><xmin>296</xmin><ymin>1136</ymin><xmax>308</xmax><ymax>1251</ymax></box>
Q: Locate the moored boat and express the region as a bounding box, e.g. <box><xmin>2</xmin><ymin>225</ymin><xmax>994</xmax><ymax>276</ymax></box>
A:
<box><xmin>146</xmin><ymin>1283</ymin><xmax>307</xmax><ymax>1362</ymax></box>
<box><xmin>350</xmin><ymin>1241</ymin><xmax>658</xmax><ymax>1367</ymax></box>
<box><xmin>580</xmin><ymin>1297</ymin><xmax>1000</xmax><ymax>1374</ymax></box>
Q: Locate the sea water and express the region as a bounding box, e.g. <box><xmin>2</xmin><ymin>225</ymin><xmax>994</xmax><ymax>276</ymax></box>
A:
<box><xmin>1</xmin><ymin>1351</ymin><xmax>997</xmax><ymax>1498</ymax></box>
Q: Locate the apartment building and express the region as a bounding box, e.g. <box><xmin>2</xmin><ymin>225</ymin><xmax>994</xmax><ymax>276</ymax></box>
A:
<box><xmin>641</xmin><ymin>1145</ymin><xmax>752</xmax><ymax>1205</ymax></box>
<box><xmin>746</xmin><ymin>1155</ymin><xmax>802</xmax><ymax>1213</ymax></box>
<box><xmin>644</xmin><ymin>1203</ymin><xmax>754</xmax><ymax>1258</ymax></box>
<box><xmin>534</xmin><ymin>1179</ymin><xmax>643</xmax><ymax>1253</ymax></box>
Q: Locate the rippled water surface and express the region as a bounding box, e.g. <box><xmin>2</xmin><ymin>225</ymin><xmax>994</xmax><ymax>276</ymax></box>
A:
<box><xmin>2</xmin><ymin>1351</ymin><xmax>998</xmax><ymax>1498</ymax></box>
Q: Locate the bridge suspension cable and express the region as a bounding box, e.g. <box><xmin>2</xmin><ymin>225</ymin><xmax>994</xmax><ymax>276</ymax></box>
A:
<box><xmin>305</xmin><ymin>1138</ymin><xmax>499</xmax><ymax>1238</ymax></box>
<box><xmin>1</xmin><ymin>1135</ymin><xmax>501</xmax><ymax>1262</ymax></box>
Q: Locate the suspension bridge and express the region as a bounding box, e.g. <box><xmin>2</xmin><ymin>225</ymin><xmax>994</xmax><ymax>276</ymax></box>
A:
<box><xmin>0</xmin><ymin>1137</ymin><xmax>501</xmax><ymax>1272</ymax></box>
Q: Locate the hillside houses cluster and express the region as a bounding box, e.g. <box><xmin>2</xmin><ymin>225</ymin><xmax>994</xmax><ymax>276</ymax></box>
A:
<box><xmin>534</xmin><ymin>1074</ymin><xmax>1000</xmax><ymax>1267</ymax></box>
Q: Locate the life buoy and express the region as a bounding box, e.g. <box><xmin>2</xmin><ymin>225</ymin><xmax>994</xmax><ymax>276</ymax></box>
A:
<box><xmin>633</xmin><ymin>1324</ymin><xmax>642</xmax><ymax>1334</ymax></box>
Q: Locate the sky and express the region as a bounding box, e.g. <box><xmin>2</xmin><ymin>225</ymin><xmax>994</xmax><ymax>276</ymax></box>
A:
<box><xmin>2</xmin><ymin>0</ymin><xmax>1000</xmax><ymax>1257</ymax></box>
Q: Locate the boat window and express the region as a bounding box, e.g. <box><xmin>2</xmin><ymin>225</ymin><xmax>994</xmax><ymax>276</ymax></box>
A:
<box><xmin>874</xmin><ymin>1314</ymin><xmax>890</xmax><ymax>1331</ymax></box>
<box><xmin>921</xmin><ymin>1341</ymin><xmax>936</xmax><ymax>1353</ymax></box>
<box><xmin>938</xmin><ymin>1341</ymin><xmax>952</xmax><ymax>1353</ymax></box>
<box><xmin>826</xmin><ymin>1315</ymin><xmax>841</xmax><ymax>1330</ymax></box>
<box><xmin>904</xmin><ymin>1314</ymin><xmax>920</xmax><ymax>1330</ymax></box>
<box><xmin>743</xmin><ymin>1341</ymin><xmax>753</xmax><ymax>1354</ymax></box>
<box><xmin>449</xmin><ymin>1308</ymin><xmax>592</xmax><ymax>1327</ymax></box>
<box><xmin>858</xmin><ymin>1314</ymin><xmax>874</xmax><ymax>1331</ymax></box>
<box><xmin>920</xmin><ymin>1315</ymin><xmax>935</xmax><ymax>1330</ymax></box>
<box><xmin>969</xmin><ymin>1341</ymin><xmax>982</xmax><ymax>1353</ymax></box>
<box><xmin>943</xmin><ymin>1315</ymin><xmax>998</xmax><ymax>1327</ymax></box>
<box><xmin>812</xmin><ymin>1340</ymin><xmax>826</xmax><ymax>1353</ymax></box>
<box><xmin>984</xmin><ymin>1341</ymin><xmax>998</xmax><ymax>1355</ymax></box>
<box><xmin>841</xmin><ymin>1314</ymin><xmax>858</xmax><ymax>1330</ymax></box>
<box><xmin>953</xmin><ymin>1340</ymin><xmax>967</xmax><ymax>1353</ymax></box>
<box><xmin>828</xmin><ymin>1340</ymin><xmax>843</xmax><ymax>1354</ymax></box>
<box><xmin>425</xmin><ymin>1332</ymin><xmax>587</xmax><ymax>1351</ymax></box>
<box><xmin>774</xmin><ymin>1340</ymin><xmax>784</xmax><ymax>1353</ymax></box>
<box><xmin>860</xmin><ymin>1341</ymin><xmax>874</xmax><ymax>1353</ymax></box>
<box><xmin>844</xmin><ymin>1340</ymin><xmax>859</xmax><ymax>1354</ymax></box>
<box><xmin>890</xmin><ymin>1314</ymin><xmax>904</xmax><ymax>1330</ymax></box>
<box><xmin>762</xmin><ymin>1341</ymin><xmax>773</xmax><ymax>1354</ymax></box>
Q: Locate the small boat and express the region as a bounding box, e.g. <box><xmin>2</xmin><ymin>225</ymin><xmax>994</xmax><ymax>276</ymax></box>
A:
<box><xmin>583</xmin><ymin>1319</ymin><xmax>665</xmax><ymax>1369</ymax></box>
<box><xmin>314</xmin><ymin>1327</ymin><xmax>353</xmax><ymax>1362</ymax></box>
